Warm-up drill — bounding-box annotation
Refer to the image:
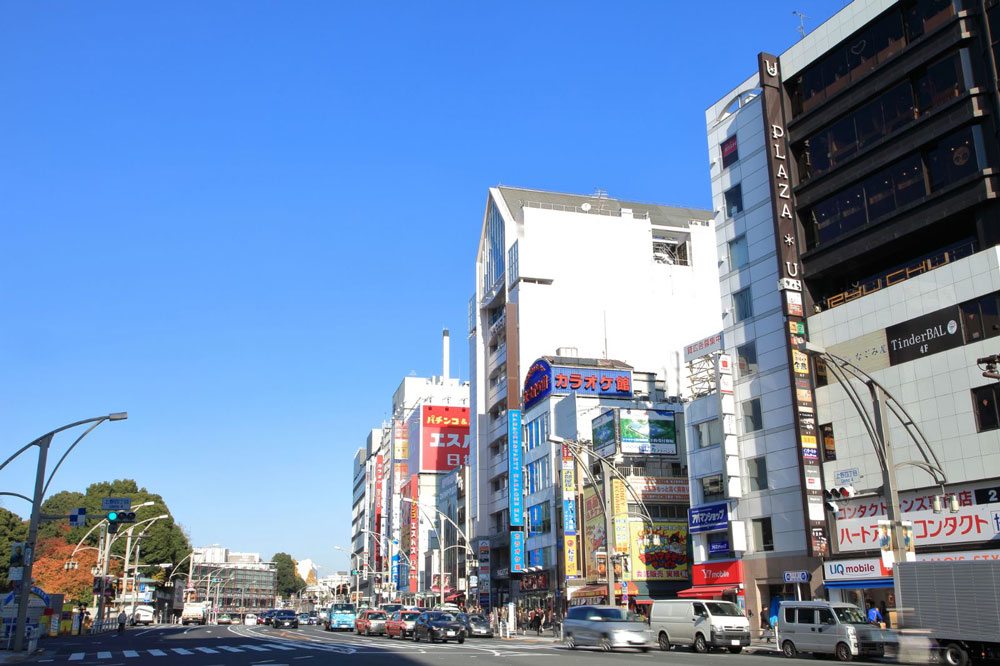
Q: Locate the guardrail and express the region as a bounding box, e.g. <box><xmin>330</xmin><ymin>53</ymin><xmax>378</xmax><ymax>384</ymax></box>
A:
<box><xmin>90</xmin><ymin>619</ymin><xmax>118</xmax><ymax>634</ymax></box>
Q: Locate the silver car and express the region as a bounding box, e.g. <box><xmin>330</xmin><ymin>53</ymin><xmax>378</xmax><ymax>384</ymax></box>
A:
<box><xmin>563</xmin><ymin>605</ymin><xmax>654</xmax><ymax>652</ymax></box>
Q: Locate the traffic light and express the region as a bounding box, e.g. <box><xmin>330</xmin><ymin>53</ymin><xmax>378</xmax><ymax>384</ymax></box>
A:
<box><xmin>824</xmin><ymin>486</ymin><xmax>855</xmax><ymax>512</ymax></box>
<box><xmin>106</xmin><ymin>511</ymin><xmax>137</xmax><ymax>533</ymax></box>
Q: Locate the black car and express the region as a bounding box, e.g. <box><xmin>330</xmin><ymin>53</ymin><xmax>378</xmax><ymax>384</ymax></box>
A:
<box><xmin>456</xmin><ymin>612</ymin><xmax>493</xmax><ymax>638</ymax></box>
<box><xmin>261</xmin><ymin>610</ymin><xmax>277</xmax><ymax>625</ymax></box>
<box><xmin>272</xmin><ymin>609</ymin><xmax>299</xmax><ymax>629</ymax></box>
<box><xmin>412</xmin><ymin>611</ymin><xmax>466</xmax><ymax>644</ymax></box>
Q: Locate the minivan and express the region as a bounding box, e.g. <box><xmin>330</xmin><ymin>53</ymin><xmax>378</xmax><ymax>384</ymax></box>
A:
<box><xmin>650</xmin><ymin>599</ymin><xmax>750</xmax><ymax>653</ymax></box>
<box><xmin>776</xmin><ymin>601</ymin><xmax>894</xmax><ymax>661</ymax></box>
<box><xmin>563</xmin><ymin>605</ymin><xmax>654</xmax><ymax>652</ymax></box>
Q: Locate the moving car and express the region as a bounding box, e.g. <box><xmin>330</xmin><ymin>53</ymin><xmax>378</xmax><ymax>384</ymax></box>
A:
<box><xmin>244</xmin><ymin>614</ymin><xmax>257</xmax><ymax>626</ymax></box>
<box><xmin>325</xmin><ymin>603</ymin><xmax>356</xmax><ymax>631</ymax></box>
<box><xmin>412</xmin><ymin>611</ymin><xmax>466</xmax><ymax>644</ymax></box>
<box><xmin>381</xmin><ymin>603</ymin><xmax>403</xmax><ymax>615</ymax></box>
<box><xmin>563</xmin><ymin>605</ymin><xmax>654</xmax><ymax>652</ymax></box>
<box><xmin>216</xmin><ymin>614</ymin><xmax>232</xmax><ymax>625</ymax></box>
<box><xmin>298</xmin><ymin>613</ymin><xmax>311</xmax><ymax>626</ymax></box>
<box><xmin>129</xmin><ymin>605</ymin><xmax>155</xmax><ymax>626</ymax></box>
<box><xmin>456</xmin><ymin>612</ymin><xmax>493</xmax><ymax>638</ymax></box>
<box><xmin>386</xmin><ymin>610</ymin><xmax>421</xmax><ymax>639</ymax></box>
<box><xmin>776</xmin><ymin>601</ymin><xmax>893</xmax><ymax>661</ymax></box>
<box><xmin>271</xmin><ymin>609</ymin><xmax>299</xmax><ymax>629</ymax></box>
<box><xmin>356</xmin><ymin>609</ymin><xmax>388</xmax><ymax>636</ymax></box>
<box><xmin>261</xmin><ymin>610</ymin><xmax>277</xmax><ymax>625</ymax></box>
<box><xmin>650</xmin><ymin>599</ymin><xmax>750</xmax><ymax>653</ymax></box>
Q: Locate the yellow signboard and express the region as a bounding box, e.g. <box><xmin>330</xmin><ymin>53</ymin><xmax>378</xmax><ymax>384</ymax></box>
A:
<box><xmin>564</xmin><ymin>535</ymin><xmax>579</xmax><ymax>577</ymax></box>
<box><xmin>628</xmin><ymin>520</ymin><xmax>689</xmax><ymax>580</ymax></box>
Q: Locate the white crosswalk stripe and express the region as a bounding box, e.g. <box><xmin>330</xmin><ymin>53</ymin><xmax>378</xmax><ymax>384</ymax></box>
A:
<box><xmin>218</xmin><ymin>645</ymin><xmax>245</xmax><ymax>652</ymax></box>
<box><xmin>123</xmin><ymin>650</ymin><xmax>140</xmax><ymax>657</ymax></box>
<box><xmin>147</xmin><ymin>649</ymin><xmax>167</xmax><ymax>656</ymax></box>
<box><xmin>240</xmin><ymin>644</ymin><xmax>271</xmax><ymax>651</ymax></box>
<box><xmin>194</xmin><ymin>647</ymin><xmax>219</xmax><ymax>654</ymax></box>
<box><xmin>68</xmin><ymin>655</ymin><xmax>84</xmax><ymax>662</ymax></box>
<box><xmin>97</xmin><ymin>652</ymin><xmax>112</xmax><ymax>659</ymax></box>
<box><xmin>171</xmin><ymin>647</ymin><xmax>194</xmax><ymax>655</ymax></box>
<box><xmin>261</xmin><ymin>642</ymin><xmax>295</xmax><ymax>650</ymax></box>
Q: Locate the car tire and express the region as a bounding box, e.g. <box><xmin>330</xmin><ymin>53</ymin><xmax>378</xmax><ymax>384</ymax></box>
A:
<box><xmin>729</xmin><ymin>647</ymin><xmax>743</xmax><ymax>654</ymax></box>
<box><xmin>640</xmin><ymin>647</ymin><xmax>650</xmax><ymax>653</ymax></box>
<box><xmin>600</xmin><ymin>636</ymin><xmax>613</xmax><ymax>652</ymax></box>
<box><xmin>782</xmin><ymin>640</ymin><xmax>798</xmax><ymax>659</ymax></box>
<box><xmin>835</xmin><ymin>642</ymin><xmax>853</xmax><ymax>662</ymax></box>
<box><xmin>565</xmin><ymin>634</ymin><xmax>575</xmax><ymax>650</ymax></box>
<box><xmin>694</xmin><ymin>634</ymin><xmax>709</xmax><ymax>654</ymax></box>
<box><xmin>943</xmin><ymin>643</ymin><xmax>969</xmax><ymax>666</ymax></box>
<box><xmin>458</xmin><ymin>638</ymin><xmax>465</xmax><ymax>644</ymax></box>
<box><xmin>658</xmin><ymin>632</ymin><xmax>671</xmax><ymax>651</ymax></box>
<box><xmin>413</xmin><ymin>631</ymin><xmax>419</xmax><ymax>642</ymax></box>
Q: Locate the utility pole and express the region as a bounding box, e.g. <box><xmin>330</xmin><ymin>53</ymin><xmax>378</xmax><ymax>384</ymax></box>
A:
<box><xmin>97</xmin><ymin>519</ymin><xmax>112</xmax><ymax>626</ymax></box>
<box><xmin>871</xmin><ymin>384</ymin><xmax>908</xmax><ymax>568</ymax></box>
<box><xmin>439</xmin><ymin>513</ymin><xmax>446</xmax><ymax>608</ymax></box>
<box><xmin>601</xmin><ymin>458</ymin><xmax>617</xmax><ymax>607</ymax></box>
<box><xmin>130</xmin><ymin>535</ymin><xmax>144</xmax><ymax>622</ymax></box>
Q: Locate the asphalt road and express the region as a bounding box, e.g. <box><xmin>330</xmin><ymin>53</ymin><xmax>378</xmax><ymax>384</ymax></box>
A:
<box><xmin>31</xmin><ymin>623</ymin><xmax>824</xmax><ymax>666</ymax></box>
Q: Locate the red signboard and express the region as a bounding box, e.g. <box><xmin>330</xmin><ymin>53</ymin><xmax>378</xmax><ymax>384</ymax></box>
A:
<box><xmin>419</xmin><ymin>405</ymin><xmax>470</xmax><ymax>473</ymax></box>
<box><xmin>409</xmin><ymin>474</ymin><xmax>419</xmax><ymax>593</ymax></box>
<box><xmin>691</xmin><ymin>561</ymin><xmax>743</xmax><ymax>587</ymax></box>
<box><xmin>374</xmin><ymin>454</ymin><xmax>383</xmax><ymax>572</ymax></box>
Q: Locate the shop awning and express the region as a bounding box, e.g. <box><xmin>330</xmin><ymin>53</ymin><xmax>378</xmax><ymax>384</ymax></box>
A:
<box><xmin>632</xmin><ymin>595</ymin><xmax>654</xmax><ymax>605</ymax></box>
<box><xmin>824</xmin><ymin>579</ymin><xmax>893</xmax><ymax>589</ymax></box>
<box><xmin>676</xmin><ymin>584</ymin><xmax>738</xmax><ymax>599</ymax></box>
<box><xmin>445</xmin><ymin>592</ymin><xmax>465</xmax><ymax>602</ymax></box>
<box><xmin>570</xmin><ymin>584</ymin><xmax>608</xmax><ymax>600</ymax></box>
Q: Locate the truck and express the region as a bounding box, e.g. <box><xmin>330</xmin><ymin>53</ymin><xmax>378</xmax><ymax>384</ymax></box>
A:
<box><xmin>181</xmin><ymin>601</ymin><xmax>208</xmax><ymax>626</ymax></box>
<box><xmin>895</xmin><ymin>560</ymin><xmax>1000</xmax><ymax>666</ymax></box>
<box><xmin>324</xmin><ymin>603</ymin><xmax>356</xmax><ymax>631</ymax></box>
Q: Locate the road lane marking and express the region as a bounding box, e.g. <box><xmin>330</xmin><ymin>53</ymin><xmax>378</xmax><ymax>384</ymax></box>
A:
<box><xmin>262</xmin><ymin>643</ymin><xmax>296</xmax><ymax>650</ymax></box>
<box><xmin>241</xmin><ymin>644</ymin><xmax>272</xmax><ymax>651</ymax></box>
<box><xmin>195</xmin><ymin>647</ymin><xmax>220</xmax><ymax>653</ymax></box>
<box><xmin>68</xmin><ymin>655</ymin><xmax>84</xmax><ymax>661</ymax></box>
<box><xmin>219</xmin><ymin>646</ymin><xmax>245</xmax><ymax>652</ymax></box>
<box><xmin>148</xmin><ymin>649</ymin><xmax>167</xmax><ymax>656</ymax></box>
<box><xmin>171</xmin><ymin>648</ymin><xmax>194</xmax><ymax>654</ymax></box>
<box><xmin>97</xmin><ymin>651</ymin><xmax>112</xmax><ymax>658</ymax></box>
<box><xmin>123</xmin><ymin>650</ymin><xmax>140</xmax><ymax>657</ymax></box>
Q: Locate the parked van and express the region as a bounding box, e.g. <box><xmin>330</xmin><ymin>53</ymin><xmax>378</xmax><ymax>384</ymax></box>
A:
<box><xmin>649</xmin><ymin>599</ymin><xmax>750</xmax><ymax>653</ymax></box>
<box><xmin>776</xmin><ymin>601</ymin><xmax>894</xmax><ymax>661</ymax></box>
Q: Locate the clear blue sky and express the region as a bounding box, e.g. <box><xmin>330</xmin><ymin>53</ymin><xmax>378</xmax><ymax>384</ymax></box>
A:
<box><xmin>0</xmin><ymin>1</ymin><xmax>842</xmax><ymax>574</ymax></box>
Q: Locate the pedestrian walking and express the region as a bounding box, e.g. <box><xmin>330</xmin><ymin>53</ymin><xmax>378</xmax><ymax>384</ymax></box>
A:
<box><xmin>866</xmin><ymin>601</ymin><xmax>883</xmax><ymax>625</ymax></box>
<box><xmin>117</xmin><ymin>610</ymin><xmax>127</xmax><ymax>634</ymax></box>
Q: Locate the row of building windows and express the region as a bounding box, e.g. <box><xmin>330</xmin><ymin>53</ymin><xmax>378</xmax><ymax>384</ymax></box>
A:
<box><xmin>804</xmin><ymin>125</ymin><xmax>982</xmax><ymax>250</ymax></box>
<box><xmin>525</xmin><ymin>414</ymin><xmax>550</xmax><ymax>451</ymax></box>
<box><xmin>787</xmin><ymin>0</ymin><xmax>957</xmax><ymax>116</ymax></box>
<box><xmin>795</xmin><ymin>50</ymin><xmax>968</xmax><ymax>182</ymax></box>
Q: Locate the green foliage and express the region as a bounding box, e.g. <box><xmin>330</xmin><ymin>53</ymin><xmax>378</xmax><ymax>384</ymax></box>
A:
<box><xmin>38</xmin><ymin>491</ymin><xmax>85</xmax><ymax>540</ymax></box>
<box><xmin>0</xmin><ymin>508</ymin><xmax>27</xmax><ymax>592</ymax></box>
<box><xmin>272</xmin><ymin>552</ymin><xmax>307</xmax><ymax>598</ymax></box>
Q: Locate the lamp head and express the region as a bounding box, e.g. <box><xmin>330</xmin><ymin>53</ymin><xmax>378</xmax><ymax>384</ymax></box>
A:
<box><xmin>109</xmin><ymin>412</ymin><xmax>128</xmax><ymax>421</ymax></box>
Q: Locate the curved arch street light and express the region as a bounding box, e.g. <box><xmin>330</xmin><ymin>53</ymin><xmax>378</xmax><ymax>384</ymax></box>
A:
<box><xmin>4</xmin><ymin>413</ymin><xmax>127</xmax><ymax>652</ymax></box>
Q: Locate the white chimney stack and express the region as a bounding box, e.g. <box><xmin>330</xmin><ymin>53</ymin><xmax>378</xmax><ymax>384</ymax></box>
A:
<box><xmin>442</xmin><ymin>328</ymin><xmax>450</xmax><ymax>380</ymax></box>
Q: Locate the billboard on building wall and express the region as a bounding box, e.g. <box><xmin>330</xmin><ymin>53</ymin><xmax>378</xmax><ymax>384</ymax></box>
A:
<box><xmin>628</xmin><ymin>520</ymin><xmax>689</xmax><ymax>580</ymax></box>
<box><xmin>583</xmin><ymin>487</ymin><xmax>606</xmax><ymax>583</ymax></box>
<box><xmin>523</xmin><ymin>358</ymin><xmax>633</xmax><ymax>410</ymax></box>
<box><xmin>417</xmin><ymin>405</ymin><xmax>470</xmax><ymax>473</ymax></box>
<box><xmin>393</xmin><ymin>419</ymin><xmax>409</xmax><ymax>461</ymax></box>
<box><xmin>374</xmin><ymin>455</ymin><xmax>383</xmax><ymax>572</ymax></box>
<box><xmin>409</xmin><ymin>474</ymin><xmax>419</xmax><ymax>593</ymax></box>
<box><xmin>592</xmin><ymin>411</ymin><xmax>617</xmax><ymax>458</ymax></box>
<box><xmin>619</xmin><ymin>409</ymin><xmax>677</xmax><ymax>455</ymax></box>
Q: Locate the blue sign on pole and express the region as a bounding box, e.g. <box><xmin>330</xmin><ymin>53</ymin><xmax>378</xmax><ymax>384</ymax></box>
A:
<box><xmin>508</xmin><ymin>410</ymin><xmax>523</xmax><ymax>526</ymax></box>
<box><xmin>688</xmin><ymin>502</ymin><xmax>729</xmax><ymax>533</ymax></box>
<box><xmin>511</xmin><ymin>531</ymin><xmax>525</xmax><ymax>573</ymax></box>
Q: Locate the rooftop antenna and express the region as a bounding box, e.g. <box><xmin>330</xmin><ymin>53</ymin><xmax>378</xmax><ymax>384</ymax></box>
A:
<box><xmin>792</xmin><ymin>11</ymin><xmax>810</xmax><ymax>39</ymax></box>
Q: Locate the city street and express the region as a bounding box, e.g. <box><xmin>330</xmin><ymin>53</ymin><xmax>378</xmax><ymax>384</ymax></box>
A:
<box><xmin>30</xmin><ymin>624</ymin><xmax>807</xmax><ymax>665</ymax></box>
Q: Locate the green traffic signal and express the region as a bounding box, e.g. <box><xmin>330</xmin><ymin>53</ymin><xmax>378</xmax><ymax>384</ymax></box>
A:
<box><xmin>108</xmin><ymin>512</ymin><xmax>118</xmax><ymax>521</ymax></box>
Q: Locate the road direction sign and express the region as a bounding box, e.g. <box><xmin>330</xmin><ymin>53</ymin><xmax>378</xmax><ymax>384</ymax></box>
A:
<box><xmin>69</xmin><ymin>508</ymin><xmax>87</xmax><ymax>527</ymax></box>
<box><xmin>101</xmin><ymin>498</ymin><xmax>131</xmax><ymax>511</ymax></box>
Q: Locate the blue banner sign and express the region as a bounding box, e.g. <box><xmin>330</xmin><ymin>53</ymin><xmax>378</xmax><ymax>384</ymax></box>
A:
<box><xmin>688</xmin><ymin>502</ymin><xmax>729</xmax><ymax>533</ymax></box>
<box><xmin>522</xmin><ymin>358</ymin><xmax>633</xmax><ymax>410</ymax></box>
<box><xmin>508</xmin><ymin>410</ymin><xmax>523</xmax><ymax>526</ymax></box>
<box><xmin>511</xmin><ymin>531</ymin><xmax>525</xmax><ymax>573</ymax></box>
<box><xmin>709</xmin><ymin>540</ymin><xmax>730</xmax><ymax>554</ymax></box>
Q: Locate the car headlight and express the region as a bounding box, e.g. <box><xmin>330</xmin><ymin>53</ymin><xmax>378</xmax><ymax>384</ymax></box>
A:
<box><xmin>847</xmin><ymin>626</ymin><xmax>857</xmax><ymax>637</ymax></box>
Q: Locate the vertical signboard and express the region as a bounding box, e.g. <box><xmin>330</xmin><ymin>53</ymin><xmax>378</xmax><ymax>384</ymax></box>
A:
<box><xmin>612</xmin><ymin>479</ymin><xmax>629</xmax><ymax>555</ymax></box>
<box><xmin>562</xmin><ymin>447</ymin><xmax>579</xmax><ymax>578</ymax></box>
<box><xmin>374</xmin><ymin>454</ymin><xmax>383</xmax><ymax>573</ymax></box>
<box><xmin>393</xmin><ymin>419</ymin><xmax>409</xmax><ymax>461</ymax></box>
<box><xmin>409</xmin><ymin>474</ymin><xmax>419</xmax><ymax>593</ymax></box>
<box><xmin>478</xmin><ymin>539</ymin><xmax>491</xmax><ymax>608</ymax></box>
<box><xmin>510</xmin><ymin>530</ymin><xmax>525</xmax><ymax>573</ymax></box>
<box><xmin>508</xmin><ymin>409</ymin><xmax>523</xmax><ymax>526</ymax></box>
<box><xmin>758</xmin><ymin>52</ymin><xmax>828</xmax><ymax>558</ymax></box>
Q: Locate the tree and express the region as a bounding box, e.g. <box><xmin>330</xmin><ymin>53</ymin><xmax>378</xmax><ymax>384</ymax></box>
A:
<box><xmin>272</xmin><ymin>553</ymin><xmax>306</xmax><ymax>598</ymax></box>
<box><xmin>31</xmin><ymin>533</ymin><xmax>115</xmax><ymax>605</ymax></box>
<box><xmin>0</xmin><ymin>508</ymin><xmax>28</xmax><ymax>592</ymax></box>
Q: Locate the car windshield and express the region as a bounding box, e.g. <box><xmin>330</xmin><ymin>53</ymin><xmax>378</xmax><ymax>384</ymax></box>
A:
<box><xmin>298</xmin><ymin>614</ymin><xmax>308</xmax><ymax>619</ymax></box>
<box><xmin>332</xmin><ymin>604</ymin><xmax>355</xmax><ymax>613</ymax></box>
<box><xmin>706</xmin><ymin>602</ymin><xmax>745</xmax><ymax>617</ymax></box>
<box><xmin>401</xmin><ymin>612</ymin><xmax>420</xmax><ymax>620</ymax></box>
<box><xmin>594</xmin><ymin>608</ymin><xmax>643</xmax><ymax>622</ymax></box>
<box><xmin>368</xmin><ymin>612</ymin><xmax>386</xmax><ymax>619</ymax></box>
<box><xmin>469</xmin><ymin>614</ymin><xmax>487</xmax><ymax>622</ymax></box>
<box><xmin>834</xmin><ymin>607</ymin><xmax>868</xmax><ymax>625</ymax></box>
<box><xmin>275</xmin><ymin>611</ymin><xmax>295</xmax><ymax>617</ymax></box>
<box><xmin>429</xmin><ymin>613</ymin><xmax>456</xmax><ymax>621</ymax></box>
<box><xmin>382</xmin><ymin>604</ymin><xmax>402</xmax><ymax>613</ymax></box>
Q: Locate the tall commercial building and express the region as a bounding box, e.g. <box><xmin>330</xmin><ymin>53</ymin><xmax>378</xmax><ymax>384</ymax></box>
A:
<box><xmin>702</xmin><ymin>0</ymin><xmax>1000</xmax><ymax>629</ymax></box>
<box><xmin>469</xmin><ymin>186</ymin><xmax>719</xmax><ymax>608</ymax></box>
<box><xmin>189</xmin><ymin>547</ymin><xmax>276</xmax><ymax>616</ymax></box>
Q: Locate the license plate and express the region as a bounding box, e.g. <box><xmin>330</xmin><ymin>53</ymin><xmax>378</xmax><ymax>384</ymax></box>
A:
<box><xmin>447</xmin><ymin>631</ymin><xmax>455</xmax><ymax>635</ymax></box>
<box><xmin>731</xmin><ymin>640</ymin><xmax>741</xmax><ymax>646</ymax></box>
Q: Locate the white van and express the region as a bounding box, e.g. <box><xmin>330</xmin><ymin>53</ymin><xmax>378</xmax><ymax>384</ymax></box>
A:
<box><xmin>775</xmin><ymin>601</ymin><xmax>894</xmax><ymax>661</ymax></box>
<box><xmin>129</xmin><ymin>605</ymin><xmax>155</xmax><ymax>626</ymax></box>
<box><xmin>650</xmin><ymin>599</ymin><xmax>750</xmax><ymax>653</ymax></box>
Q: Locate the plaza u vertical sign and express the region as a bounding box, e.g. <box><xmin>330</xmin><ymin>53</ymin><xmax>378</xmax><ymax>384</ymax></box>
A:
<box><xmin>758</xmin><ymin>52</ymin><xmax>829</xmax><ymax>558</ymax></box>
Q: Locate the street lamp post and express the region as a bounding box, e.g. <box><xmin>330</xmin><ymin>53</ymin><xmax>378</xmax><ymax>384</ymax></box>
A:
<box><xmin>1</xmin><ymin>413</ymin><xmax>127</xmax><ymax>651</ymax></box>
<box><xmin>334</xmin><ymin>547</ymin><xmax>362</xmax><ymax>607</ymax></box>
<box><xmin>400</xmin><ymin>497</ymin><xmax>475</xmax><ymax>608</ymax></box>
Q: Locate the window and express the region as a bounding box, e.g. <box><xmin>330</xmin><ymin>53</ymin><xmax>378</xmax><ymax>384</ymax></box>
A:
<box><xmin>737</xmin><ymin>342</ymin><xmax>758</xmax><ymax>377</ymax></box>
<box><xmin>742</xmin><ymin>398</ymin><xmax>763</xmax><ymax>433</ymax></box>
<box><xmin>527</xmin><ymin>457</ymin><xmax>550</xmax><ymax>494</ymax></box>
<box><xmin>525</xmin><ymin>415</ymin><xmax>549</xmax><ymax>451</ymax></box>
<box><xmin>747</xmin><ymin>456</ymin><xmax>768</xmax><ymax>492</ymax></box>
<box><xmin>721</xmin><ymin>136</ymin><xmax>739</xmax><ymax>168</ymax></box>
<box><xmin>960</xmin><ymin>293</ymin><xmax>1000</xmax><ymax>343</ymax></box>
<box><xmin>527</xmin><ymin>502</ymin><xmax>551</xmax><ymax>535</ymax></box>
<box><xmin>752</xmin><ymin>517</ymin><xmax>774</xmax><ymax>552</ymax></box>
<box><xmin>700</xmin><ymin>475</ymin><xmax>725</xmax><ymax>503</ymax></box>
<box><xmin>819</xmin><ymin>609</ymin><xmax>836</xmax><ymax>625</ymax></box>
<box><xmin>724</xmin><ymin>184</ymin><xmax>743</xmax><ymax>217</ymax></box>
<box><xmin>928</xmin><ymin>127</ymin><xmax>978</xmax><ymax>192</ymax></box>
<box><xmin>728</xmin><ymin>235</ymin><xmax>749</xmax><ymax>270</ymax></box>
<box><xmin>797</xmin><ymin>608</ymin><xmax>817</xmax><ymax>624</ymax></box>
<box><xmin>821</xmin><ymin>423</ymin><xmax>837</xmax><ymax>461</ymax></box>
<box><xmin>694</xmin><ymin>419</ymin><xmax>722</xmax><ymax>449</ymax></box>
<box><xmin>733</xmin><ymin>288</ymin><xmax>753</xmax><ymax>322</ymax></box>
<box><xmin>784</xmin><ymin>607</ymin><xmax>795</xmax><ymax>623</ymax></box>
<box><xmin>507</xmin><ymin>241</ymin><xmax>519</xmax><ymax>287</ymax></box>
<box><xmin>815</xmin><ymin>356</ymin><xmax>828</xmax><ymax>387</ymax></box>
<box><xmin>972</xmin><ymin>384</ymin><xmax>1000</xmax><ymax>433</ymax></box>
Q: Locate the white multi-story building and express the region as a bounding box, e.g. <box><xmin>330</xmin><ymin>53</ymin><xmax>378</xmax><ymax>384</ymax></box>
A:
<box><xmin>469</xmin><ymin>186</ymin><xmax>719</xmax><ymax>607</ymax></box>
<box><xmin>701</xmin><ymin>0</ymin><xmax>1000</xmax><ymax>630</ymax></box>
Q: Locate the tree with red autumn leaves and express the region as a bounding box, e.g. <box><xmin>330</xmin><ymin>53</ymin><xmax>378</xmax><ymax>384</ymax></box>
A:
<box><xmin>30</xmin><ymin>529</ymin><xmax>123</xmax><ymax>604</ymax></box>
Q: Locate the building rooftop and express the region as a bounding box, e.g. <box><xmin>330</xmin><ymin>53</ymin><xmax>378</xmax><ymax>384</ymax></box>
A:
<box><xmin>539</xmin><ymin>355</ymin><xmax>633</xmax><ymax>370</ymax></box>
<box><xmin>496</xmin><ymin>185</ymin><xmax>712</xmax><ymax>227</ymax></box>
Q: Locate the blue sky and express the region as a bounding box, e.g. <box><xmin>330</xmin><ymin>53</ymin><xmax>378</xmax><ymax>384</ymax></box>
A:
<box><xmin>0</xmin><ymin>1</ymin><xmax>842</xmax><ymax>573</ymax></box>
